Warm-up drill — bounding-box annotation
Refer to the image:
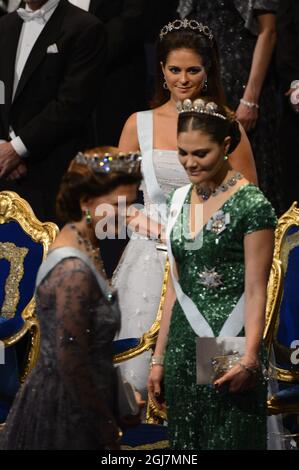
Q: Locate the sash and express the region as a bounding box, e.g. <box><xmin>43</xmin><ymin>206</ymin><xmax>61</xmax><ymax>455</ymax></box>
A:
<box><xmin>137</xmin><ymin>111</ymin><xmax>167</xmax><ymax>223</ymax></box>
<box><xmin>166</xmin><ymin>185</ymin><xmax>245</xmax><ymax>337</ymax></box>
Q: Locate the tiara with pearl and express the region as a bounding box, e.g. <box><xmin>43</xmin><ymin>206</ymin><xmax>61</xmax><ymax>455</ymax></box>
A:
<box><xmin>159</xmin><ymin>19</ymin><xmax>213</xmax><ymax>41</ymax></box>
<box><xmin>74</xmin><ymin>150</ymin><xmax>141</xmax><ymax>174</ymax></box>
<box><xmin>177</xmin><ymin>98</ymin><xmax>227</xmax><ymax>120</ymax></box>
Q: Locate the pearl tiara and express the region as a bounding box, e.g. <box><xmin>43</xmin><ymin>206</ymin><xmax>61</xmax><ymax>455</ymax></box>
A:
<box><xmin>177</xmin><ymin>99</ymin><xmax>227</xmax><ymax>120</ymax></box>
<box><xmin>74</xmin><ymin>150</ymin><xmax>142</xmax><ymax>174</ymax></box>
<box><xmin>159</xmin><ymin>19</ymin><xmax>213</xmax><ymax>42</ymax></box>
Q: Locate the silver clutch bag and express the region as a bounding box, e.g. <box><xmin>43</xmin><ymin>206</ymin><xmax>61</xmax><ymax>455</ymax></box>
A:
<box><xmin>196</xmin><ymin>337</ymin><xmax>246</xmax><ymax>384</ymax></box>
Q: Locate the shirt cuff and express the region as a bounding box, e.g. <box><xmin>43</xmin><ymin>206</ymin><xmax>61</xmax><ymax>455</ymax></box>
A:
<box><xmin>291</xmin><ymin>80</ymin><xmax>299</xmax><ymax>89</ymax></box>
<box><xmin>10</xmin><ymin>136</ymin><xmax>29</xmax><ymax>158</ymax></box>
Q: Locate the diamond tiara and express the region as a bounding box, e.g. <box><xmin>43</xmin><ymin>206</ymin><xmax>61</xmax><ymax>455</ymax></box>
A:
<box><xmin>74</xmin><ymin>150</ymin><xmax>142</xmax><ymax>174</ymax></box>
<box><xmin>159</xmin><ymin>19</ymin><xmax>213</xmax><ymax>41</ymax></box>
<box><xmin>177</xmin><ymin>99</ymin><xmax>227</xmax><ymax>120</ymax></box>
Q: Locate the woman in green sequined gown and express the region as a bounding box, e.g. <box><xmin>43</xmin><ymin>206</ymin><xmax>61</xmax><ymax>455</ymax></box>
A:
<box><xmin>148</xmin><ymin>99</ymin><xmax>277</xmax><ymax>450</ymax></box>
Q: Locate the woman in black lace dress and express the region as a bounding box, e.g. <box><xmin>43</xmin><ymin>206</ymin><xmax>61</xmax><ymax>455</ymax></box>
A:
<box><xmin>177</xmin><ymin>0</ymin><xmax>284</xmax><ymax>214</ymax></box>
<box><xmin>0</xmin><ymin>150</ymin><xmax>141</xmax><ymax>450</ymax></box>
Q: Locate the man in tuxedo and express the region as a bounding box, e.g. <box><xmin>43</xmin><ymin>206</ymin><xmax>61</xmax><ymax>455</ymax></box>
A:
<box><xmin>69</xmin><ymin>0</ymin><xmax>177</xmax><ymax>147</ymax></box>
<box><xmin>0</xmin><ymin>0</ymin><xmax>106</xmax><ymax>221</ymax></box>
<box><xmin>277</xmin><ymin>0</ymin><xmax>299</xmax><ymax>209</ymax></box>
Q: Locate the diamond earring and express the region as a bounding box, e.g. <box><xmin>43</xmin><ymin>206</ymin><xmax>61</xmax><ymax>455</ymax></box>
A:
<box><xmin>84</xmin><ymin>208</ymin><xmax>92</xmax><ymax>225</ymax></box>
<box><xmin>202</xmin><ymin>77</ymin><xmax>208</xmax><ymax>93</ymax></box>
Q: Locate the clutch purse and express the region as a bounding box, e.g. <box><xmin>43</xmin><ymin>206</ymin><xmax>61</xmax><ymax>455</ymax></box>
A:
<box><xmin>196</xmin><ymin>337</ymin><xmax>246</xmax><ymax>384</ymax></box>
<box><xmin>211</xmin><ymin>350</ymin><xmax>242</xmax><ymax>381</ymax></box>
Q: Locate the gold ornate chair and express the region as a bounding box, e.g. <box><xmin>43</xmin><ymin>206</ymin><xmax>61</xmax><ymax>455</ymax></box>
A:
<box><xmin>113</xmin><ymin>260</ymin><xmax>169</xmax><ymax>449</ymax></box>
<box><xmin>0</xmin><ymin>191</ymin><xmax>58</xmax><ymax>423</ymax></box>
<box><xmin>264</xmin><ymin>202</ymin><xmax>299</xmax><ymax>447</ymax></box>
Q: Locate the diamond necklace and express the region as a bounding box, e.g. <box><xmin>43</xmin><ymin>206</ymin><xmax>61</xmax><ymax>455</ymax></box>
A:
<box><xmin>194</xmin><ymin>171</ymin><xmax>243</xmax><ymax>201</ymax></box>
<box><xmin>69</xmin><ymin>224</ymin><xmax>107</xmax><ymax>280</ymax></box>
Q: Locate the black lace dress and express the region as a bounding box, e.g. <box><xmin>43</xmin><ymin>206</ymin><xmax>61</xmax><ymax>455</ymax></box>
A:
<box><xmin>178</xmin><ymin>0</ymin><xmax>284</xmax><ymax>214</ymax></box>
<box><xmin>0</xmin><ymin>248</ymin><xmax>120</xmax><ymax>450</ymax></box>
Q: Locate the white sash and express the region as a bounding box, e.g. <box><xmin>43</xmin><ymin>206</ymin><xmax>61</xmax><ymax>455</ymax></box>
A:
<box><xmin>166</xmin><ymin>185</ymin><xmax>245</xmax><ymax>337</ymax></box>
<box><xmin>137</xmin><ymin>111</ymin><xmax>167</xmax><ymax>223</ymax></box>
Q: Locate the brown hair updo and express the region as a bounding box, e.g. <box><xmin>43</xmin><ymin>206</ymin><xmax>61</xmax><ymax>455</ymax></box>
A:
<box><xmin>177</xmin><ymin>99</ymin><xmax>241</xmax><ymax>154</ymax></box>
<box><xmin>56</xmin><ymin>147</ymin><xmax>142</xmax><ymax>223</ymax></box>
<box><xmin>151</xmin><ymin>25</ymin><xmax>226</xmax><ymax>108</ymax></box>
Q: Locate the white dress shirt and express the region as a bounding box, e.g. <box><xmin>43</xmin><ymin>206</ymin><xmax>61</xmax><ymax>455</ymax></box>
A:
<box><xmin>7</xmin><ymin>0</ymin><xmax>22</xmax><ymax>12</ymax></box>
<box><xmin>68</xmin><ymin>0</ymin><xmax>90</xmax><ymax>12</ymax></box>
<box><xmin>9</xmin><ymin>0</ymin><xmax>60</xmax><ymax>157</ymax></box>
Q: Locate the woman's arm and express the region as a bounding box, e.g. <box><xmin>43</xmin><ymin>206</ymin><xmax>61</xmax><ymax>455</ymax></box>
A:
<box><xmin>242</xmin><ymin>228</ymin><xmax>274</xmax><ymax>364</ymax></box>
<box><xmin>229</xmin><ymin>123</ymin><xmax>258</xmax><ymax>185</ymax></box>
<box><xmin>236</xmin><ymin>13</ymin><xmax>277</xmax><ymax>131</ymax></box>
<box><xmin>118</xmin><ymin>113</ymin><xmax>140</xmax><ymax>151</ymax></box>
<box><xmin>214</xmin><ymin>228</ymin><xmax>274</xmax><ymax>392</ymax></box>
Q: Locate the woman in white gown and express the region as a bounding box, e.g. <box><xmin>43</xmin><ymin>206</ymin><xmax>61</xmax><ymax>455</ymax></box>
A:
<box><xmin>113</xmin><ymin>19</ymin><xmax>258</xmax><ymax>398</ymax></box>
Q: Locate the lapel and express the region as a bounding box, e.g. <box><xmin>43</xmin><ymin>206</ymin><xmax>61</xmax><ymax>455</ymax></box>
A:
<box><xmin>13</xmin><ymin>0</ymin><xmax>67</xmax><ymax>103</ymax></box>
<box><xmin>0</xmin><ymin>13</ymin><xmax>22</xmax><ymax>123</ymax></box>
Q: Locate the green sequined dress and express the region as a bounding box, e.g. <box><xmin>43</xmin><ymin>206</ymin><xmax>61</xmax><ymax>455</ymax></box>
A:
<box><xmin>165</xmin><ymin>183</ymin><xmax>277</xmax><ymax>450</ymax></box>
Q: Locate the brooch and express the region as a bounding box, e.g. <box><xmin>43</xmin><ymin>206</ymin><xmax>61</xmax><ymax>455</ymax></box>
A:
<box><xmin>206</xmin><ymin>210</ymin><xmax>230</xmax><ymax>235</ymax></box>
<box><xmin>198</xmin><ymin>267</ymin><xmax>223</xmax><ymax>288</ymax></box>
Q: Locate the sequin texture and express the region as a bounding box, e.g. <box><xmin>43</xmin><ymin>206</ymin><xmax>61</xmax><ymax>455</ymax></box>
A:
<box><xmin>164</xmin><ymin>184</ymin><xmax>277</xmax><ymax>449</ymax></box>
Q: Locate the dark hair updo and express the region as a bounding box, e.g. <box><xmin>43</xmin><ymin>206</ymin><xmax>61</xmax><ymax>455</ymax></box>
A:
<box><xmin>151</xmin><ymin>26</ymin><xmax>226</xmax><ymax>108</ymax></box>
<box><xmin>177</xmin><ymin>99</ymin><xmax>241</xmax><ymax>154</ymax></box>
<box><xmin>56</xmin><ymin>147</ymin><xmax>142</xmax><ymax>223</ymax></box>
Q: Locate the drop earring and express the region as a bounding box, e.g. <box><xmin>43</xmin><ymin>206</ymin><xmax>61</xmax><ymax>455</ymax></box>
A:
<box><xmin>202</xmin><ymin>77</ymin><xmax>208</xmax><ymax>93</ymax></box>
<box><xmin>84</xmin><ymin>208</ymin><xmax>92</xmax><ymax>225</ymax></box>
<box><xmin>163</xmin><ymin>80</ymin><xmax>168</xmax><ymax>90</ymax></box>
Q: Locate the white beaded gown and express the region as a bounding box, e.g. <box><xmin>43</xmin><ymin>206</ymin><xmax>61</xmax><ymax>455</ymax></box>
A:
<box><xmin>112</xmin><ymin>110</ymin><xmax>189</xmax><ymax>398</ymax></box>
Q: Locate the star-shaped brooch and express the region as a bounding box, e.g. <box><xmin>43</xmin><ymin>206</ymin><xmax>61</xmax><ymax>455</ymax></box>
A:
<box><xmin>206</xmin><ymin>210</ymin><xmax>230</xmax><ymax>235</ymax></box>
<box><xmin>198</xmin><ymin>267</ymin><xmax>223</xmax><ymax>288</ymax></box>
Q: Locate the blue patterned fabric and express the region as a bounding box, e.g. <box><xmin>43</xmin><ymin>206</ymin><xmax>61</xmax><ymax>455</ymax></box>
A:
<box><xmin>0</xmin><ymin>221</ymin><xmax>43</xmax><ymax>339</ymax></box>
<box><xmin>113</xmin><ymin>338</ymin><xmax>140</xmax><ymax>355</ymax></box>
<box><xmin>121</xmin><ymin>423</ymin><xmax>168</xmax><ymax>449</ymax></box>
<box><xmin>276</xmin><ymin>226</ymin><xmax>299</xmax><ymax>371</ymax></box>
<box><xmin>0</xmin><ymin>220</ymin><xmax>44</xmax><ymax>422</ymax></box>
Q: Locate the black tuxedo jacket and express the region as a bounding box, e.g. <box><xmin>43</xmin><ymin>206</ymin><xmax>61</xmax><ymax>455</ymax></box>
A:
<box><xmin>86</xmin><ymin>0</ymin><xmax>174</xmax><ymax>147</ymax></box>
<box><xmin>277</xmin><ymin>0</ymin><xmax>299</xmax><ymax>90</ymax></box>
<box><xmin>0</xmin><ymin>0</ymin><xmax>106</xmax><ymax>221</ymax></box>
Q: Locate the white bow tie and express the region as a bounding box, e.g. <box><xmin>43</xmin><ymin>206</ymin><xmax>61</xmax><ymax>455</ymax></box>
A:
<box><xmin>17</xmin><ymin>8</ymin><xmax>46</xmax><ymax>24</ymax></box>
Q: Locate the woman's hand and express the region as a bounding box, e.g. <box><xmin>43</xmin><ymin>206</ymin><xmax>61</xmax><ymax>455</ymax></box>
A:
<box><xmin>147</xmin><ymin>364</ymin><xmax>165</xmax><ymax>409</ymax></box>
<box><xmin>285</xmin><ymin>86</ymin><xmax>299</xmax><ymax>113</ymax></box>
<box><xmin>213</xmin><ymin>358</ymin><xmax>260</xmax><ymax>393</ymax></box>
<box><xmin>235</xmin><ymin>102</ymin><xmax>258</xmax><ymax>132</ymax></box>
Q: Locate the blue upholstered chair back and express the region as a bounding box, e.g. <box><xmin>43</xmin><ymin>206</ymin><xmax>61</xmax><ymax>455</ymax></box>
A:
<box><xmin>0</xmin><ymin>221</ymin><xmax>43</xmax><ymax>339</ymax></box>
<box><xmin>0</xmin><ymin>191</ymin><xmax>58</xmax><ymax>423</ymax></box>
<box><xmin>265</xmin><ymin>202</ymin><xmax>299</xmax><ymax>420</ymax></box>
